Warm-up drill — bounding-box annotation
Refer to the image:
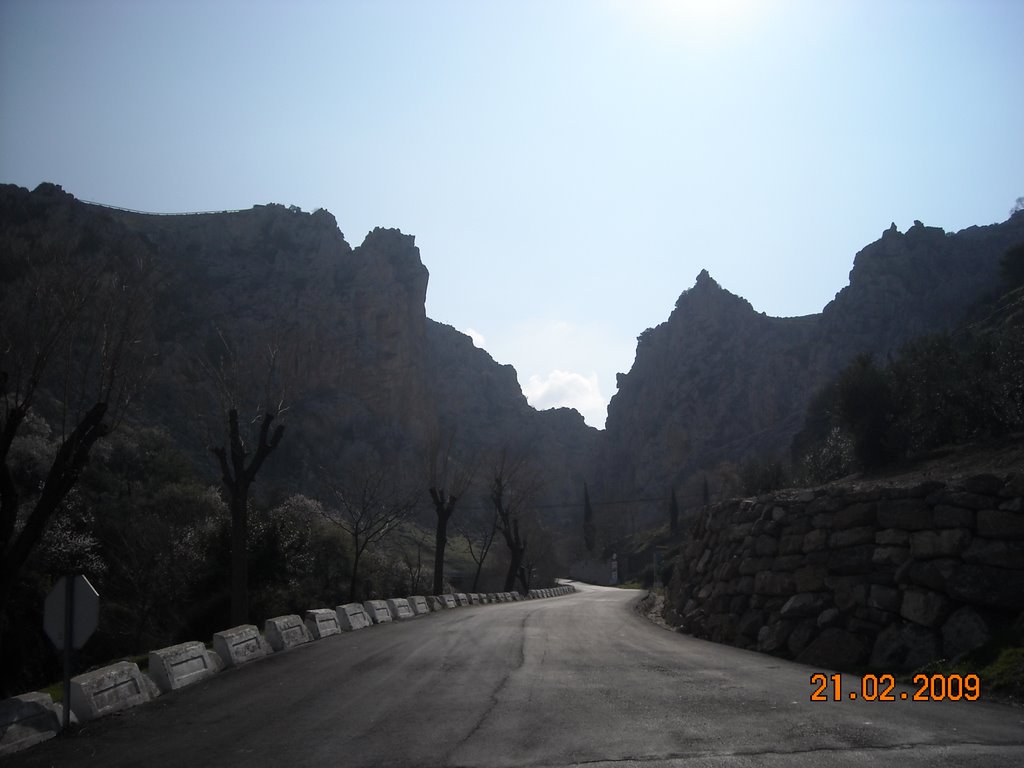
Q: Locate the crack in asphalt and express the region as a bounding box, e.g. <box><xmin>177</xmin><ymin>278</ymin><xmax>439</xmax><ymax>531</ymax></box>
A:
<box><xmin>441</xmin><ymin>611</ymin><xmax>529</xmax><ymax>763</ymax></box>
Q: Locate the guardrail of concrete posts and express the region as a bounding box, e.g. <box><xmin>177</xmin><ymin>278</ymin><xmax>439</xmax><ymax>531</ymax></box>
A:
<box><xmin>454</xmin><ymin>593</ymin><xmax>468</xmax><ymax>606</ymax></box>
<box><xmin>305</xmin><ymin>608</ymin><xmax>342</xmax><ymax>639</ymax></box>
<box><xmin>336</xmin><ymin>602</ymin><xmax>372</xmax><ymax>630</ymax></box>
<box><xmin>363</xmin><ymin>600</ymin><xmax>393</xmax><ymax>624</ymax></box>
<box><xmin>148</xmin><ymin>641</ymin><xmax>223</xmax><ymax>693</ymax></box>
<box><xmin>468</xmin><ymin>593</ymin><xmax>481</xmax><ymax>604</ymax></box>
<box><xmin>70</xmin><ymin>661</ymin><xmax>157</xmax><ymax>722</ymax></box>
<box><xmin>386</xmin><ymin>598</ymin><xmax>414</xmax><ymax>620</ymax></box>
<box><xmin>0</xmin><ymin>693</ymin><xmax>63</xmax><ymax>756</ymax></box>
<box><xmin>212</xmin><ymin>624</ymin><xmax>270</xmax><ymax>667</ymax></box>
<box><xmin>265</xmin><ymin>615</ymin><xmax>312</xmax><ymax>651</ymax></box>
<box><xmin>407</xmin><ymin>595</ymin><xmax>430</xmax><ymax>615</ymax></box>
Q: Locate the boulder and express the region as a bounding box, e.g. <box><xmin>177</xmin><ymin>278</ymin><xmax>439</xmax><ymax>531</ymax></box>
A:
<box><xmin>796</xmin><ymin>628</ymin><xmax>868</xmax><ymax>668</ymax></box>
<box><xmin>941</xmin><ymin>606</ymin><xmax>991</xmax><ymax>661</ymax></box>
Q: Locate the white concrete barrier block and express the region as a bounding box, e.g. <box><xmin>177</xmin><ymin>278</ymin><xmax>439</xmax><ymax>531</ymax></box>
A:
<box><xmin>407</xmin><ymin>595</ymin><xmax>430</xmax><ymax>615</ymax></box>
<box><xmin>426</xmin><ymin>595</ymin><xmax>445</xmax><ymax>611</ymax></box>
<box><xmin>305</xmin><ymin>608</ymin><xmax>342</xmax><ymax>639</ymax></box>
<box><xmin>454</xmin><ymin>593</ymin><xmax>469</xmax><ymax>606</ymax></box>
<box><xmin>69</xmin><ymin>661</ymin><xmax>154</xmax><ymax>722</ymax></box>
<box><xmin>336</xmin><ymin>602</ymin><xmax>371</xmax><ymax>630</ymax></box>
<box><xmin>265</xmin><ymin>615</ymin><xmax>312</xmax><ymax>651</ymax></box>
<box><xmin>363</xmin><ymin>600</ymin><xmax>393</xmax><ymax>624</ymax></box>
<box><xmin>148</xmin><ymin>641</ymin><xmax>222</xmax><ymax>693</ymax></box>
<box><xmin>0</xmin><ymin>692</ymin><xmax>63</xmax><ymax>756</ymax></box>
<box><xmin>212</xmin><ymin>624</ymin><xmax>269</xmax><ymax>667</ymax></box>
<box><xmin>440</xmin><ymin>594</ymin><xmax>457</xmax><ymax>609</ymax></box>
<box><xmin>468</xmin><ymin>593</ymin><xmax>480</xmax><ymax>605</ymax></box>
<box><xmin>386</xmin><ymin>598</ymin><xmax>414</xmax><ymax>620</ymax></box>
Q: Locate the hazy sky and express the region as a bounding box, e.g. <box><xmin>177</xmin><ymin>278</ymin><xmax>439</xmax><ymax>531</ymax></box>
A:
<box><xmin>2</xmin><ymin>0</ymin><xmax>1022</xmax><ymax>428</ymax></box>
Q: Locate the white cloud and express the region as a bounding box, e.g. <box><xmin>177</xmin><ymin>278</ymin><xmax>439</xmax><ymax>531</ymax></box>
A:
<box><xmin>464</xmin><ymin>327</ymin><xmax>486</xmax><ymax>348</ymax></box>
<box><xmin>522</xmin><ymin>370</ymin><xmax>607</xmax><ymax>428</ymax></box>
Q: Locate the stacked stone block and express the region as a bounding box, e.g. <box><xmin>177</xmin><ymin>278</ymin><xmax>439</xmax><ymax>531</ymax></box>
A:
<box><xmin>667</xmin><ymin>473</ymin><xmax>1024</xmax><ymax>670</ymax></box>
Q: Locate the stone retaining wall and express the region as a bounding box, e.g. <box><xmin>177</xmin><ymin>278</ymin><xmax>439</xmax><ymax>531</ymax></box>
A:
<box><xmin>665</xmin><ymin>473</ymin><xmax>1024</xmax><ymax>671</ymax></box>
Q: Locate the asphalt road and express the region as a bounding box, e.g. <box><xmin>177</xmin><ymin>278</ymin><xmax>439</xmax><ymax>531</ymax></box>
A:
<box><xmin>7</xmin><ymin>582</ymin><xmax>1023</xmax><ymax>767</ymax></box>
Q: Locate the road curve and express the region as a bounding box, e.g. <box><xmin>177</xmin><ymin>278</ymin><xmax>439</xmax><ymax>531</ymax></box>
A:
<box><xmin>7</xmin><ymin>582</ymin><xmax>1023</xmax><ymax>767</ymax></box>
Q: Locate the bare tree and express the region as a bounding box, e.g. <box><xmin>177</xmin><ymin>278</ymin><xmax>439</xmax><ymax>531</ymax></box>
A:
<box><xmin>427</xmin><ymin>432</ymin><xmax>474</xmax><ymax>595</ymax></box>
<box><xmin>489</xmin><ymin>450</ymin><xmax>543</xmax><ymax>594</ymax></box>
<box><xmin>456</xmin><ymin>503</ymin><xmax>498</xmax><ymax>593</ymax></box>
<box><xmin>203</xmin><ymin>329</ymin><xmax>290</xmax><ymax>626</ymax></box>
<box><xmin>0</xmin><ymin>244</ymin><xmax>153</xmax><ymax>655</ymax></box>
<box><xmin>320</xmin><ymin>458</ymin><xmax>416</xmax><ymax>601</ymax></box>
<box><xmin>583</xmin><ymin>481</ymin><xmax>596</xmax><ymax>553</ymax></box>
<box><xmin>399</xmin><ymin>534</ymin><xmax>428</xmax><ymax>595</ymax></box>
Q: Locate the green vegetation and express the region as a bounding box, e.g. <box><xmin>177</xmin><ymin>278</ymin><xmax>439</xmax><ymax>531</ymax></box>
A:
<box><xmin>793</xmin><ymin>322</ymin><xmax>1024</xmax><ymax>483</ymax></box>
<box><xmin>910</xmin><ymin>645</ymin><xmax>1024</xmax><ymax>706</ymax></box>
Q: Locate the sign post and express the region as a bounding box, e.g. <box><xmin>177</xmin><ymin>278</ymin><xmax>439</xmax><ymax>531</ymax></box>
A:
<box><xmin>44</xmin><ymin>575</ymin><xmax>99</xmax><ymax>729</ymax></box>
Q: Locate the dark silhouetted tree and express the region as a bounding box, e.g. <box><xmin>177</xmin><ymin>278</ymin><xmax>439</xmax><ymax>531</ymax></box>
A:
<box><xmin>211</xmin><ymin>408</ymin><xmax>283</xmax><ymax>625</ymax></box>
<box><xmin>583</xmin><ymin>481</ymin><xmax>596</xmax><ymax>553</ymax></box>
<box><xmin>427</xmin><ymin>433</ymin><xmax>473</xmax><ymax>595</ymax></box>
<box><xmin>669</xmin><ymin>488</ymin><xmax>679</xmax><ymax>532</ymax></box>
<box><xmin>836</xmin><ymin>354</ymin><xmax>900</xmax><ymax>470</ymax></box>
<box><xmin>203</xmin><ymin>329</ymin><xmax>294</xmax><ymax>626</ymax></box>
<box><xmin>1000</xmin><ymin>242</ymin><xmax>1024</xmax><ymax>290</ymax></box>
<box><xmin>490</xmin><ymin>451</ymin><xmax>541</xmax><ymax>593</ymax></box>
<box><xmin>0</xmin><ymin>244</ymin><xmax>153</xmax><ymax>681</ymax></box>
<box><xmin>458</xmin><ymin>504</ymin><xmax>498</xmax><ymax>593</ymax></box>
<box><xmin>320</xmin><ymin>458</ymin><xmax>416</xmax><ymax>601</ymax></box>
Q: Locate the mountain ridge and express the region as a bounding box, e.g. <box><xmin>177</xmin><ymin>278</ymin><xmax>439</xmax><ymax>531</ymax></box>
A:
<box><xmin>596</xmin><ymin>211</ymin><xmax>1024</xmax><ymax>532</ymax></box>
<box><xmin>3</xmin><ymin>181</ymin><xmax>1022</xmax><ymax>538</ymax></box>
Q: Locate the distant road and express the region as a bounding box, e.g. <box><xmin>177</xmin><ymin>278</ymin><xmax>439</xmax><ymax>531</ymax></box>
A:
<box><xmin>8</xmin><ymin>583</ymin><xmax>1023</xmax><ymax>767</ymax></box>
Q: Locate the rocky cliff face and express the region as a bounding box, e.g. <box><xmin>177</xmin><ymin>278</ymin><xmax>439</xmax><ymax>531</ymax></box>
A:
<box><xmin>0</xmin><ymin>183</ymin><xmax>597</xmax><ymax>520</ymax></box>
<box><xmin>599</xmin><ymin>214</ymin><xmax>1024</xmax><ymax>523</ymax></box>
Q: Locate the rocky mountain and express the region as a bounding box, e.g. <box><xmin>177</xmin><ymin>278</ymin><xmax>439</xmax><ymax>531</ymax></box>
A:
<box><xmin>0</xmin><ymin>182</ymin><xmax>598</xmax><ymax>524</ymax></box>
<box><xmin>597</xmin><ymin>213</ymin><xmax>1024</xmax><ymax>528</ymax></box>
<box><xmin>5</xmin><ymin>181</ymin><xmax>1021</xmax><ymax>545</ymax></box>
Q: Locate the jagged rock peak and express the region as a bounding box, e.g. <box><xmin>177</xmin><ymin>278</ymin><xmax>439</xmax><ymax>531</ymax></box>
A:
<box><xmin>673</xmin><ymin>269</ymin><xmax>753</xmax><ymax>315</ymax></box>
<box><xmin>694</xmin><ymin>268</ymin><xmax>718</xmax><ymax>288</ymax></box>
<box><xmin>360</xmin><ymin>226</ymin><xmax>416</xmax><ymax>252</ymax></box>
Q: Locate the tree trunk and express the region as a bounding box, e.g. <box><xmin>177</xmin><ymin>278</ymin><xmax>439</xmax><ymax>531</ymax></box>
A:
<box><xmin>502</xmin><ymin>517</ymin><xmax>526</xmax><ymax>593</ymax></box>
<box><xmin>430</xmin><ymin>488</ymin><xmax>456</xmax><ymax>595</ymax></box>
<box><xmin>349</xmin><ymin>544</ymin><xmax>363</xmax><ymax>603</ymax></box>
<box><xmin>0</xmin><ymin>402</ymin><xmax>109</xmax><ymax>618</ymax></box>
<box><xmin>212</xmin><ymin>409</ymin><xmax>283</xmax><ymax>629</ymax></box>
<box><xmin>503</xmin><ymin>547</ymin><xmax>524</xmax><ymax>592</ymax></box>
<box><xmin>433</xmin><ymin>513</ymin><xmax>449</xmax><ymax>595</ymax></box>
<box><xmin>229</xmin><ymin>486</ymin><xmax>249</xmax><ymax>626</ymax></box>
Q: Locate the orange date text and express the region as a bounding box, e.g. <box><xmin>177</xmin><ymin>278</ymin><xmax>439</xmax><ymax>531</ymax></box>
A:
<box><xmin>809</xmin><ymin>672</ymin><xmax>980</xmax><ymax>702</ymax></box>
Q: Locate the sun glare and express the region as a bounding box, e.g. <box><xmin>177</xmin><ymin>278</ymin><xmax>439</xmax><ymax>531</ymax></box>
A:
<box><xmin>612</xmin><ymin>0</ymin><xmax>762</xmax><ymax>44</ymax></box>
